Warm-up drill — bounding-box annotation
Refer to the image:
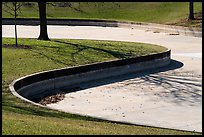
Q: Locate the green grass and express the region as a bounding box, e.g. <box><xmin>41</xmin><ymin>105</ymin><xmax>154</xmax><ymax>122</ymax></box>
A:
<box><xmin>2</xmin><ymin>38</ymin><xmax>166</xmax><ymax>80</ymax></box>
<box><xmin>2</xmin><ymin>2</ymin><xmax>202</xmax><ymax>27</ymax></box>
<box><xmin>2</xmin><ymin>38</ymin><xmax>201</xmax><ymax>135</ymax></box>
<box><xmin>2</xmin><ymin>111</ymin><xmax>200</xmax><ymax>135</ymax></box>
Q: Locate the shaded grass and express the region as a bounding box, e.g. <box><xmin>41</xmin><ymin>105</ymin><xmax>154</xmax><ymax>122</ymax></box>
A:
<box><xmin>2</xmin><ymin>38</ymin><xmax>200</xmax><ymax>135</ymax></box>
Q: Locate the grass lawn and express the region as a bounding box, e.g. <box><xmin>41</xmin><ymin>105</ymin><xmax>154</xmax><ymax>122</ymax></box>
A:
<box><xmin>2</xmin><ymin>38</ymin><xmax>201</xmax><ymax>135</ymax></box>
<box><xmin>2</xmin><ymin>2</ymin><xmax>202</xmax><ymax>28</ymax></box>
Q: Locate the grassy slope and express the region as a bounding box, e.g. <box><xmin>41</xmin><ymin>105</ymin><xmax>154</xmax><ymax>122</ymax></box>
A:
<box><xmin>2</xmin><ymin>111</ymin><xmax>199</xmax><ymax>135</ymax></box>
<box><xmin>2</xmin><ymin>2</ymin><xmax>202</xmax><ymax>27</ymax></box>
<box><xmin>2</xmin><ymin>38</ymin><xmax>200</xmax><ymax>135</ymax></box>
<box><xmin>2</xmin><ymin>2</ymin><xmax>202</xmax><ymax>134</ymax></box>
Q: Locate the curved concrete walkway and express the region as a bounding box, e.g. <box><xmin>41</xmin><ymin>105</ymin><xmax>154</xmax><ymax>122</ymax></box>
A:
<box><xmin>2</xmin><ymin>24</ymin><xmax>202</xmax><ymax>132</ymax></box>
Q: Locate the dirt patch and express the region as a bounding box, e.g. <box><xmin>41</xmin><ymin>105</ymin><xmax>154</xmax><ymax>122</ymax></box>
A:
<box><xmin>39</xmin><ymin>93</ymin><xmax>65</xmax><ymax>106</ymax></box>
<box><xmin>2</xmin><ymin>44</ymin><xmax>32</xmax><ymax>50</ymax></box>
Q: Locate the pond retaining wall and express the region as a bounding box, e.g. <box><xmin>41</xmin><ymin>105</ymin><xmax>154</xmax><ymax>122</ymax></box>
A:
<box><xmin>9</xmin><ymin>49</ymin><xmax>171</xmax><ymax>106</ymax></box>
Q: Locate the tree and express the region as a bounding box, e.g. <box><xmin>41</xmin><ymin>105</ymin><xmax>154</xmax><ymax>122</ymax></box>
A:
<box><xmin>37</xmin><ymin>2</ymin><xmax>121</xmax><ymax>41</ymax></box>
<box><xmin>14</xmin><ymin>2</ymin><xmax>18</xmax><ymax>46</ymax></box>
<box><xmin>37</xmin><ymin>2</ymin><xmax>50</xmax><ymax>40</ymax></box>
<box><xmin>3</xmin><ymin>2</ymin><xmax>23</xmax><ymax>46</ymax></box>
<box><xmin>188</xmin><ymin>1</ymin><xmax>195</xmax><ymax>20</ymax></box>
<box><xmin>37</xmin><ymin>2</ymin><xmax>82</xmax><ymax>41</ymax></box>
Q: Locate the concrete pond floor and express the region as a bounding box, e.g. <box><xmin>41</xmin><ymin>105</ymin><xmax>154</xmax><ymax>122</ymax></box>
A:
<box><xmin>2</xmin><ymin>24</ymin><xmax>202</xmax><ymax>132</ymax></box>
<box><xmin>46</xmin><ymin>55</ymin><xmax>202</xmax><ymax>132</ymax></box>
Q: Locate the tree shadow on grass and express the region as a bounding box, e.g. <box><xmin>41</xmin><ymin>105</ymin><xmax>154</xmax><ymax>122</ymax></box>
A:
<box><xmin>52</xmin><ymin>39</ymin><xmax>133</xmax><ymax>60</ymax></box>
<box><xmin>29</xmin><ymin>39</ymin><xmax>134</xmax><ymax>67</ymax></box>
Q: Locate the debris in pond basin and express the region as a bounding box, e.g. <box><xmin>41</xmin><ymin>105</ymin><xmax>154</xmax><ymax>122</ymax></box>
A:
<box><xmin>39</xmin><ymin>93</ymin><xmax>65</xmax><ymax>105</ymax></box>
<box><xmin>38</xmin><ymin>87</ymin><xmax>83</xmax><ymax>105</ymax></box>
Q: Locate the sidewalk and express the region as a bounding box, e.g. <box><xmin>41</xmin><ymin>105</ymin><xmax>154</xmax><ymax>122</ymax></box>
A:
<box><xmin>2</xmin><ymin>18</ymin><xmax>202</xmax><ymax>37</ymax></box>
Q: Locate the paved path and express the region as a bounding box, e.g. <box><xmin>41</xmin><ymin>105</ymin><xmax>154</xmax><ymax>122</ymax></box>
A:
<box><xmin>2</xmin><ymin>25</ymin><xmax>202</xmax><ymax>132</ymax></box>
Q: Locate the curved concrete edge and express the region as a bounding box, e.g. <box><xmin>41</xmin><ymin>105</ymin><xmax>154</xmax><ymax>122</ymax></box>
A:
<box><xmin>9</xmin><ymin>49</ymin><xmax>171</xmax><ymax>107</ymax></box>
<box><xmin>9</xmin><ymin>82</ymin><xmax>46</xmax><ymax>108</ymax></box>
<box><xmin>2</xmin><ymin>18</ymin><xmax>202</xmax><ymax>37</ymax></box>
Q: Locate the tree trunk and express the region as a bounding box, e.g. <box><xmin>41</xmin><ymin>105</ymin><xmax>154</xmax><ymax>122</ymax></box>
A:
<box><xmin>14</xmin><ymin>2</ymin><xmax>18</xmax><ymax>46</ymax></box>
<box><xmin>38</xmin><ymin>2</ymin><xmax>50</xmax><ymax>40</ymax></box>
<box><xmin>188</xmin><ymin>2</ymin><xmax>195</xmax><ymax>20</ymax></box>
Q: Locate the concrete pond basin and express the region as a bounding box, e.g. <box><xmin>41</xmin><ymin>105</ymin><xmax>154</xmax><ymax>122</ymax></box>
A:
<box><xmin>4</xmin><ymin>21</ymin><xmax>202</xmax><ymax>133</ymax></box>
<box><xmin>9</xmin><ymin>49</ymin><xmax>202</xmax><ymax>132</ymax></box>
